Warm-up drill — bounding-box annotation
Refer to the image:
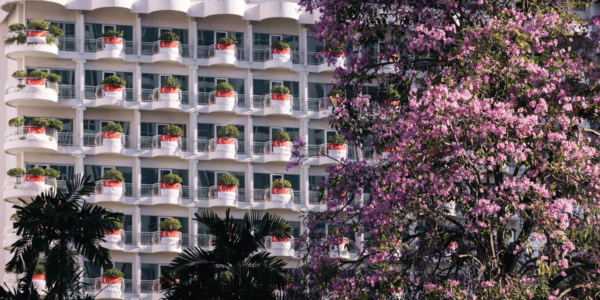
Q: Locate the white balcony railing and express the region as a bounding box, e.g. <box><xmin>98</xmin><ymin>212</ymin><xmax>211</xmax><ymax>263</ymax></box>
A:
<box><xmin>5</xmin><ymin>126</ymin><xmax>58</xmax><ymax>143</ymax></box>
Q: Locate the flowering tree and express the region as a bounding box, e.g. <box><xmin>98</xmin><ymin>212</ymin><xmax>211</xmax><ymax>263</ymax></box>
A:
<box><xmin>286</xmin><ymin>0</ymin><xmax>600</xmax><ymax>299</ymax></box>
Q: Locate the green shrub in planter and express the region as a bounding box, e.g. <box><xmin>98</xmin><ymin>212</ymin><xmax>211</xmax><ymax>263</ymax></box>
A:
<box><xmin>272</xmin><ymin>178</ymin><xmax>291</xmax><ymax>188</ymax></box>
<box><xmin>162</xmin><ymin>77</ymin><xmax>181</xmax><ymax>89</ymax></box>
<box><xmin>44</xmin><ymin>168</ymin><xmax>61</xmax><ymax>179</ymax></box>
<box><xmin>159</xmin><ymin>31</ymin><xmax>180</xmax><ymax>42</ymax></box>
<box><xmin>46</xmin><ymin>119</ymin><xmax>63</xmax><ymax>131</ymax></box>
<box><xmin>8</xmin><ymin>117</ymin><xmax>25</xmax><ymax>127</ymax></box>
<box><xmin>29</xmin><ymin>118</ymin><xmax>48</xmax><ymax>127</ymax></box>
<box><xmin>218</xmin><ymin>271</ymin><xmax>234</xmax><ymax>282</ymax></box>
<box><xmin>102</xmin><ymin>169</ymin><xmax>125</xmax><ymax>182</ymax></box>
<box><xmin>102</xmin><ymin>122</ymin><xmax>123</xmax><ymax>133</ymax></box>
<box><xmin>101</xmin><ymin>76</ymin><xmax>126</xmax><ymax>87</ymax></box>
<box><xmin>5</xmin><ymin>24</ymin><xmax>26</xmax><ymax>46</ymax></box>
<box><xmin>272</xmin><ymin>131</ymin><xmax>290</xmax><ymax>142</ymax></box>
<box><xmin>381</xmin><ymin>88</ymin><xmax>400</xmax><ymax>100</ymax></box>
<box><xmin>34</xmin><ymin>263</ymin><xmax>45</xmax><ymax>275</ymax></box>
<box><xmin>47</xmin><ymin>74</ymin><xmax>61</xmax><ymax>84</ymax></box>
<box><xmin>27</xmin><ymin>167</ymin><xmax>46</xmax><ymax>177</ymax></box>
<box><xmin>270</xmin><ymin>85</ymin><xmax>290</xmax><ymax>95</ymax></box>
<box><xmin>327</xmin><ymin>88</ymin><xmax>346</xmax><ymax>98</ymax></box>
<box><xmin>8</xmin><ymin>23</ymin><xmax>26</xmax><ymax>33</ymax></box>
<box><xmin>160</xmin><ymin>174</ymin><xmax>182</xmax><ymax>184</ymax></box>
<box><xmin>11</xmin><ymin>70</ymin><xmax>27</xmax><ymax>79</ymax></box>
<box><xmin>48</xmin><ymin>25</ymin><xmax>64</xmax><ymax>38</ymax></box>
<box><xmin>102</xmin><ymin>268</ymin><xmax>124</xmax><ymax>278</ymax></box>
<box><xmin>27</xmin><ymin>20</ymin><xmax>49</xmax><ymax>31</ymax></box>
<box><xmin>162</xmin><ymin>124</ymin><xmax>183</xmax><ymax>137</ymax></box>
<box><xmin>159</xmin><ymin>218</ymin><xmax>182</xmax><ymax>231</ymax></box>
<box><xmin>108</xmin><ymin>217</ymin><xmax>124</xmax><ymax>229</ymax></box>
<box><xmin>271</xmin><ymin>40</ymin><xmax>290</xmax><ymax>49</ymax></box>
<box><xmin>7</xmin><ymin>167</ymin><xmax>25</xmax><ymax>177</ymax></box>
<box><xmin>217</xmin><ymin>125</ymin><xmax>239</xmax><ymax>138</ymax></box>
<box><xmin>27</xmin><ymin>70</ymin><xmax>48</xmax><ymax>79</ymax></box>
<box><xmin>217</xmin><ymin>36</ymin><xmax>238</xmax><ymax>45</ymax></box>
<box><xmin>217</xmin><ymin>173</ymin><xmax>239</xmax><ymax>187</ymax></box>
<box><xmin>328</xmin><ymin>134</ymin><xmax>347</xmax><ymax>145</ymax></box>
<box><xmin>215</xmin><ymin>82</ymin><xmax>234</xmax><ymax>92</ymax></box>
<box><xmin>101</xmin><ymin>29</ymin><xmax>124</xmax><ymax>38</ymax></box>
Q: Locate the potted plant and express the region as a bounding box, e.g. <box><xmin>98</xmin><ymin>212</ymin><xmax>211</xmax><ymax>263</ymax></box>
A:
<box><xmin>101</xmin><ymin>121</ymin><xmax>123</xmax><ymax>147</ymax></box>
<box><xmin>271</xmin><ymin>40</ymin><xmax>291</xmax><ymax>63</ymax></box>
<box><xmin>7</xmin><ymin>167</ymin><xmax>25</xmax><ymax>185</ymax></box>
<box><xmin>100</xmin><ymin>75</ymin><xmax>126</xmax><ymax>101</ymax></box>
<box><xmin>11</xmin><ymin>71</ymin><xmax>27</xmax><ymax>90</ymax></box>
<box><xmin>159</xmin><ymin>218</ymin><xmax>182</xmax><ymax>244</ymax></box>
<box><xmin>213</xmin><ymin>82</ymin><xmax>236</xmax><ymax>110</ymax></box>
<box><xmin>270</xmin><ymin>178</ymin><xmax>292</xmax><ymax>202</ymax></box>
<box><xmin>215</xmin><ymin>173</ymin><xmax>239</xmax><ymax>201</ymax></box>
<box><xmin>101</xmin><ymin>29</ymin><xmax>124</xmax><ymax>51</ymax></box>
<box><xmin>24</xmin><ymin>70</ymin><xmax>48</xmax><ymax>92</ymax></box>
<box><xmin>157</xmin><ymin>77</ymin><xmax>181</xmax><ymax>102</ymax></box>
<box><xmin>101</xmin><ymin>268</ymin><xmax>124</xmax><ymax>294</ymax></box>
<box><xmin>160</xmin><ymin>124</ymin><xmax>183</xmax><ymax>149</ymax></box>
<box><xmin>26</xmin><ymin>118</ymin><xmax>48</xmax><ymax>141</ymax></box>
<box><xmin>215</xmin><ymin>125</ymin><xmax>239</xmax><ymax>154</ymax></box>
<box><xmin>45</xmin><ymin>119</ymin><xmax>63</xmax><ymax>132</ymax></box>
<box><xmin>157</xmin><ymin>31</ymin><xmax>180</xmax><ymax>54</ymax></box>
<box><xmin>44</xmin><ymin>168</ymin><xmax>60</xmax><ymax>180</ymax></box>
<box><xmin>214</xmin><ymin>36</ymin><xmax>238</xmax><ymax>58</ymax></box>
<box><xmin>327</xmin><ymin>134</ymin><xmax>348</xmax><ymax>160</ymax></box>
<box><xmin>46</xmin><ymin>73</ymin><xmax>61</xmax><ymax>87</ymax></box>
<box><xmin>32</xmin><ymin>263</ymin><xmax>46</xmax><ymax>289</ymax></box>
<box><xmin>381</xmin><ymin>88</ymin><xmax>400</xmax><ymax>107</ymax></box>
<box><xmin>271</xmin><ymin>131</ymin><xmax>291</xmax><ymax>155</ymax></box>
<box><xmin>24</xmin><ymin>167</ymin><xmax>46</xmax><ymax>189</ymax></box>
<box><xmin>159</xmin><ymin>174</ymin><xmax>182</xmax><ymax>198</ymax></box>
<box><xmin>8</xmin><ymin>117</ymin><xmax>24</xmax><ymax>128</ymax></box>
<box><xmin>270</xmin><ymin>235</ymin><xmax>292</xmax><ymax>250</ymax></box>
<box><xmin>269</xmin><ymin>85</ymin><xmax>292</xmax><ymax>109</ymax></box>
<box><xmin>331</xmin><ymin>237</ymin><xmax>349</xmax><ymax>257</ymax></box>
<box><xmin>27</xmin><ymin>19</ymin><xmax>49</xmax><ymax>43</ymax></box>
<box><xmin>103</xmin><ymin>217</ymin><xmax>124</xmax><ymax>244</ymax></box>
<box><xmin>100</xmin><ymin>169</ymin><xmax>125</xmax><ymax>196</ymax></box>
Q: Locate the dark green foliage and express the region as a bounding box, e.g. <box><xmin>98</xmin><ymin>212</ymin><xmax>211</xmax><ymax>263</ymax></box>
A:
<box><xmin>27</xmin><ymin>70</ymin><xmax>48</xmax><ymax>79</ymax></box>
<box><xmin>27</xmin><ymin>20</ymin><xmax>49</xmax><ymax>31</ymax></box>
<box><xmin>7</xmin><ymin>167</ymin><xmax>25</xmax><ymax>177</ymax></box>
<box><xmin>46</xmin><ymin>119</ymin><xmax>63</xmax><ymax>131</ymax></box>
<box><xmin>381</xmin><ymin>88</ymin><xmax>400</xmax><ymax>100</ymax></box>
<box><xmin>272</xmin><ymin>131</ymin><xmax>290</xmax><ymax>141</ymax></box>
<box><xmin>102</xmin><ymin>268</ymin><xmax>124</xmax><ymax>278</ymax></box>
<box><xmin>101</xmin><ymin>29</ymin><xmax>124</xmax><ymax>38</ymax></box>
<box><xmin>163</xmin><ymin>77</ymin><xmax>181</xmax><ymax>89</ymax></box>
<box><xmin>11</xmin><ymin>71</ymin><xmax>27</xmax><ymax>79</ymax></box>
<box><xmin>102</xmin><ymin>169</ymin><xmax>124</xmax><ymax>182</ymax></box>
<box><xmin>102</xmin><ymin>121</ymin><xmax>123</xmax><ymax>133</ymax></box>
<box><xmin>328</xmin><ymin>134</ymin><xmax>347</xmax><ymax>144</ymax></box>
<box><xmin>159</xmin><ymin>31</ymin><xmax>180</xmax><ymax>42</ymax></box>
<box><xmin>217</xmin><ymin>36</ymin><xmax>238</xmax><ymax>45</ymax></box>
<box><xmin>33</xmin><ymin>264</ymin><xmax>45</xmax><ymax>275</ymax></box>
<box><xmin>108</xmin><ymin>217</ymin><xmax>124</xmax><ymax>229</ymax></box>
<box><xmin>160</xmin><ymin>174</ymin><xmax>183</xmax><ymax>184</ymax></box>
<box><xmin>44</xmin><ymin>168</ymin><xmax>60</xmax><ymax>179</ymax></box>
<box><xmin>327</xmin><ymin>88</ymin><xmax>346</xmax><ymax>97</ymax></box>
<box><xmin>217</xmin><ymin>125</ymin><xmax>239</xmax><ymax>138</ymax></box>
<box><xmin>8</xmin><ymin>23</ymin><xmax>26</xmax><ymax>32</ymax></box>
<box><xmin>272</xmin><ymin>178</ymin><xmax>291</xmax><ymax>188</ymax></box>
<box><xmin>217</xmin><ymin>173</ymin><xmax>239</xmax><ymax>187</ymax></box>
<box><xmin>27</xmin><ymin>167</ymin><xmax>46</xmax><ymax>177</ymax></box>
<box><xmin>101</xmin><ymin>76</ymin><xmax>126</xmax><ymax>87</ymax></box>
<box><xmin>160</xmin><ymin>218</ymin><xmax>182</xmax><ymax>231</ymax></box>
<box><xmin>29</xmin><ymin>118</ymin><xmax>48</xmax><ymax>127</ymax></box>
<box><xmin>46</xmin><ymin>74</ymin><xmax>61</xmax><ymax>84</ymax></box>
<box><xmin>271</xmin><ymin>40</ymin><xmax>290</xmax><ymax>49</ymax></box>
<box><xmin>270</xmin><ymin>85</ymin><xmax>290</xmax><ymax>94</ymax></box>
<box><xmin>215</xmin><ymin>82</ymin><xmax>234</xmax><ymax>92</ymax></box>
<box><xmin>8</xmin><ymin>117</ymin><xmax>25</xmax><ymax>127</ymax></box>
<box><xmin>48</xmin><ymin>25</ymin><xmax>64</xmax><ymax>37</ymax></box>
<box><xmin>162</xmin><ymin>124</ymin><xmax>184</xmax><ymax>137</ymax></box>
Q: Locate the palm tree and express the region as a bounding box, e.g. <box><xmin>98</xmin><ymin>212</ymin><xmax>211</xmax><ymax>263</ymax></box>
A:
<box><xmin>162</xmin><ymin>208</ymin><xmax>293</xmax><ymax>300</ymax></box>
<box><xmin>1</xmin><ymin>174</ymin><xmax>122</xmax><ymax>300</ymax></box>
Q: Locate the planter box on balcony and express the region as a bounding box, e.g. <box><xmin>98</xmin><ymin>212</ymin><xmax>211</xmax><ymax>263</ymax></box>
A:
<box><xmin>32</xmin><ymin>274</ymin><xmax>46</xmax><ymax>289</ymax></box>
<box><xmin>159</xmin><ymin>87</ymin><xmax>179</xmax><ymax>101</ymax></box>
<box><xmin>271</xmin><ymin>187</ymin><xmax>291</xmax><ymax>202</ymax></box>
<box><xmin>100</xmin><ymin>277</ymin><xmax>122</xmax><ymax>298</ymax></box>
<box><xmin>270</xmin><ymin>93</ymin><xmax>291</xmax><ymax>109</ymax></box>
<box><xmin>26</xmin><ymin>30</ymin><xmax>46</xmax><ymax>43</ymax></box>
<box><xmin>272</xmin><ymin>47</ymin><xmax>291</xmax><ymax>63</ymax></box>
<box><xmin>102</xmin><ymin>180</ymin><xmax>123</xmax><ymax>195</ymax></box>
<box><xmin>26</xmin><ymin>126</ymin><xmax>47</xmax><ymax>141</ymax></box>
<box><xmin>160</xmin><ymin>230</ymin><xmax>180</xmax><ymax>245</ymax></box>
<box><xmin>103</xmin><ymin>85</ymin><xmax>124</xmax><ymax>101</ymax></box>
<box><xmin>216</xmin><ymin>185</ymin><xmax>237</xmax><ymax>201</ymax></box>
<box><xmin>103</xmin><ymin>37</ymin><xmax>123</xmax><ymax>51</ymax></box>
<box><xmin>160</xmin><ymin>135</ymin><xmax>179</xmax><ymax>149</ymax></box>
<box><xmin>328</xmin><ymin>143</ymin><xmax>347</xmax><ymax>160</ymax></box>
<box><xmin>271</xmin><ymin>236</ymin><xmax>291</xmax><ymax>250</ymax></box>
<box><xmin>214</xmin><ymin>43</ymin><xmax>236</xmax><ymax>58</ymax></box>
<box><xmin>160</xmin><ymin>183</ymin><xmax>180</xmax><ymax>197</ymax></box>
<box><xmin>272</xmin><ymin>140</ymin><xmax>291</xmax><ymax>155</ymax></box>
<box><xmin>214</xmin><ymin>91</ymin><xmax>236</xmax><ymax>110</ymax></box>
<box><xmin>216</xmin><ymin>138</ymin><xmax>236</xmax><ymax>154</ymax></box>
<box><xmin>159</xmin><ymin>41</ymin><xmax>179</xmax><ymax>54</ymax></box>
<box><xmin>102</xmin><ymin>132</ymin><xmax>122</xmax><ymax>147</ymax></box>
<box><xmin>103</xmin><ymin>229</ymin><xmax>122</xmax><ymax>243</ymax></box>
<box><xmin>25</xmin><ymin>78</ymin><xmax>46</xmax><ymax>92</ymax></box>
<box><xmin>24</xmin><ymin>175</ymin><xmax>45</xmax><ymax>190</ymax></box>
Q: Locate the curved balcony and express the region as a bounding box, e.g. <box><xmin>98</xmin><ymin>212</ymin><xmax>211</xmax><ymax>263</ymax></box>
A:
<box><xmin>253</xmin><ymin>188</ymin><xmax>301</xmax><ymax>210</ymax></box>
<box><xmin>92</xmin><ymin>37</ymin><xmax>127</xmax><ymax>60</ymax></box>
<box><xmin>197</xmin><ymin>186</ymin><xmax>242</xmax><ymax>208</ymax></box>
<box><xmin>329</xmin><ymin>238</ymin><xmax>352</xmax><ymax>260</ymax></box>
<box><xmin>308</xmin><ymin>52</ymin><xmax>346</xmax><ymax>73</ymax></box>
<box><xmin>380</xmin><ymin>55</ymin><xmax>399</xmax><ymax>74</ymax></box>
<box><xmin>197</xmin><ymin>234</ymin><xmax>215</xmax><ymax>250</ymax></box>
<box><xmin>82</xmin><ymin>133</ymin><xmax>131</xmax><ymax>155</ymax></box>
<box><xmin>87</xmin><ymin>85</ymin><xmax>128</xmax><ymax>108</ymax></box>
<box><xmin>86</xmin><ymin>181</ymin><xmax>129</xmax><ymax>203</ymax></box>
<box><xmin>203</xmin><ymin>91</ymin><xmax>239</xmax><ymax>113</ymax></box>
<box><xmin>5</xmin><ymin>32</ymin><xmax>59</xmax><ymax>60</ymax></box>
<box><xmin>139</xmin><ymin>88</ymin><xmax>183</xmax><ymax>111</ymax></box>
<box><xmin>254</xmin><ymin>48</ymin><xmax>294</xmax><ymax>70</ymax></box>
<box><xmin>252</xmin><ymin>141</ymin><xmax>292</xmax><ymax>163</ymax></box>
<box><xmin>89</xmin><ymin>0</ymin><xmax>135</xmax><ymax>10</ymax></box>
<box><xmin>307</xmin><ymin>97</ymin><xmax>333</xmax><ymax>119</ymax></box>
<box><xmin>206</xmin><ymin>44</ymin><xmax>238</xmax><ymax>66</ymax></box>
<box><xmin>99</xmin><ymin>229</ymin><xmax>127</xmax><ymax>251</ymax></box>
<box><xmin>3</xmin><ymin>228</ymin><xmax>19</xmax><ymax>250</ymax></box>
<box><xmin>5</xmin><ymin>79</ymin><xmax>59</xmax><ymax>107</ymax></box>
<box><xmin>258</xmin><ymin>1</ymin><xmax>300</xmax><ymax>21</ymax></box>
<box><xmin>85</xmin><ymin>277</ymin><xmax>132</xmax><ymax>299</ymax></box>
<box><xmin>252</xmin><ymin>94</ymin><xmax>295</xmax><ymax>116</ymax></box>
<box><xmin>140</xmin><ymin>231</ymin><xmax>187</xmax><ymax>253</ymax></box>
<box><xmin>139</xmin><ymin>135</ymin><xmax>185</xmax><ymax>157</ymax></box>
<box><xmin>203</xmin><ymin>0</ymin><xmax>246</xmax><ymax>17</ymax></box>
<box><xmin>263</xmin><ymin>236</ymin><xmax>295</xmax><ymax>257</ymax></box>
<box><xmin>3</xmin><ymin>176</ymin><xmax>57</xmax><ymax>203</ymax></box>
<box><xmin>141</xmin><ymin>183</ymin><xmax>183</xmax><ymax>206</ymax></box>
<box><xmin>198</xmin><ymin>138</ymin><xmax>239</xmax><ymax>160</ymax></box>
<box><xmin>5</xmin><ymin>126</ymin><xmax>58</xmax><ymax>155</ymax></box>
<box><xmin>306</xmin><ymin>143</ymin><xmax>355</xmax><ymax>165</ymax></box>
<box><xmin>151</xmin><ymin>41</ymin><xmax>183</xmax><ymax>63</ymax></box>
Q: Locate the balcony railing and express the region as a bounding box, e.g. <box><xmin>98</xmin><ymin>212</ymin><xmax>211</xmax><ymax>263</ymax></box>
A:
<box><xmin>81</xmin><ymin>132</ymin><xmax>132</xmax><ymax>149</ymax></box>
<box><xmin>252</xmin><ymin>189</ymin><xmax>300</xmax><ymax>204</ymax></box>
<box><xmin>92</xmin><ymin>181</ymin><xmax>133</xmax><ymax>197</ymax></box>
<box><xmin>84</xmin><ymin>86</ymin><xmax>133</xmax><ymax>102</ymax></box>
<box><xmin>307</xmin><ymin>97</ymin><xmax>331</xmax><ymax>112</ymax></box>
<box><xmin>141</xmin><ymin>184</ymin><xmax>189</xmax><ymax>199</ymax></box>
<box><xmin>57</xmin><ymin>132</ymin><xmax>74</xmax><ymax>147</ymax></box>
<box><xmin>252</xmin><ymin>48</ymin><xmax>303</xmax><ymax>64</ymax></box>
<box><xmin>263</xmin><ymin>236</ymin><xmax>295</xmax><ymax>250</ymax></box>
<box><xmin>140</xmin><ymin>88</ymin><xmax>189</xmax><ymax>105</ymax></box>
<box><xmin>197</xmin><ymin>139</ymin><xmax>245</xmax><ymax>154</ymax></box>
<box><xmin>197</xmin><ymin>186</ymin><xmax>245</xmax><ymax>202</ymax></box>
<box><xmin>5</xmin><ymin>126</ymin><xmax>58</xmax><ymax>142</ymax></box>
<box><xmin>57</xmin><ymin>37</ymin><xmax>78</xmax><ymax>52</ymax></box>
<box><xmin>58</xmin><ymin>85</ymin><xmax>76</xmax><ymax>99</ymax></box>
<box><xmin>139</xmin><ymin>136</ymin><xmax>187</xmax><ymax>152</ymax></box>
<box><xmin>252</xmin><ymin>94</ymin><xmax>299</xmax><ymax>110</ymax></box>
<box><xmin>252</xmin><ymin>141</ymin><xmax>292</xmax><ymax>156</ymax></box>
<box><xmin>197</xmin><ymin>92</ymin><xmax>245</xmax><ymax>107</ymax></box>
<box><xmin>198</xmin><ymin>234</ymin><xmax>215</xmax><ymax>248</ymax></box>
<box><xmin>307</xmin><ymin>144</ymin><xmax>357</xmax><ymax>160</ymax></box>
<box><xmin>140</xmin><ymin>279</ymin><xmax>160</xmax><ymax>294</ymax></box>
<box><xmin>5</xmin><ymin>79</ymin><xmax>58</xmax><ymax>95</ymax></box>
<box><xmin>140</xmin><ymin>231</ymin><xmax>189</xmax><ymax>247</ymax></box>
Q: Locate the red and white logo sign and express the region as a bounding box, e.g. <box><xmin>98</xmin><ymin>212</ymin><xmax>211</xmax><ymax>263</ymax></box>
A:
<box><xmin>161</xmin><ymin>230</ymin><xmax>179</xmax><ymax>238</ymax></box>
<box><xmin>160</xmin><ymin>87</ymin><xmax>178</xmax><ymax>94</ymax></box>
<box><xmin>218</xmin><ymin>185</ymin><xmax>236</xmax><ymax>192</ymax></box>
<box><xmin>32</xmin><ymin>274</ymin><xmax>46</xmax><ymax>280</ymax></box>
<box><xmin>215</xmin><ymin>44</ymin><xmax>235</xmax><ymax>51</ymax></box>
<box><xmin>25</xmin><ymin>78</ymin><xmax>45</xmax><ymax>86</ymax></box>
<box><xmin>25</xmin><ymin>175</ymin><xmax>45</xmax><ymax>182</ymax></box>
<box><xmin>384</xmin><ymin>100</ymin><xmax>399</xmax><ymax>107</ymax></box>
<box><xmin>102</xmin><ymin>277</ymin><xmax>121</xmax><ymax>284</ymax></box>
<box><xmin>273</xmin><ymin>141</ymin><xmax>291</xmax><ymax>148</ymax></box>
<box><xmin>160</xmin><ymin>41</ymin><xmax>178</xmax><ymax>48</ymax></box>
<box><xmin>103</xmin><ymin>85</ymin><xmax>123</xmax><ymax>92</ymax></box>
<box><xmin>104</xmin><ymin>229</ymin><xmax>122</xmax><ymax>236</ymax></box>
<box><xmin>272</xmin><ymin>94</ymin><xmax>290</xmax><ymax>101</ymax></box>
<box><xmin>103</xmin><ymin>37</ymin><xmax>123</xmax><ymax>45</ymax></box>
<box><xmin>161</xmin><ymin>183</ymin><xmax>180</xmax><ymax>190</ymax></box>
<box><xmin>328</xmin><ymin>144</ymin><xmax>347</xmax><ymax>151</ymax></box>
<box><xmin>272</xmin><ymin>48</ymin><xmax>290</xmax><ymax>55</ymax></box>
<box><xmin>103</xmin><ymin>132</ymin><xmax>121</xmax><ymax>139</ymax></box>
<box><xmin>26</xmin><ymin>127</ymin><xmax>46</xmax><ymax>134</ymax></box>
<box><xmin>26</xmin><ymin>31</ymin><xmax>46</xmax><ymax>38</ymax></box>
<box><xmin>217</xmin><ymin>138</ymin><xmax>236</xmax><ymax>145</ymax></box>
<box><xmin>272</xmin><ymin>236</ymin><xmax>290</xmax><ymax>242</ymax></box>
<box><xmin>215</xmin><ymin>91</ymin><xmax>234</xmax><ymax>98</ymax></box>
<box><xmin>333</xmin><ymin>237</ymin><xmax>348</xmax><ymax>244</ymax></box>
<box><xmin>272</xmin><ymin>187</ymin><xmax>290</xmax><ymax>195</ymax></box>
<box><xmin>103</xmin><ymin>180</ymin><xmax>122</xmax><ymax>187</ymax></box>
<box><xmin>161</xmin><ymin>135</ymin><xmax>179</xmax><ymax>142</ymax></box>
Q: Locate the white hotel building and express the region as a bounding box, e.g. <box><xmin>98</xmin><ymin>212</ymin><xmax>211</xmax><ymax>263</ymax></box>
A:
<box><xmin>0</xmin><ymin>0</ymin><xmax>370</xmax><ymax>298</ymax></box>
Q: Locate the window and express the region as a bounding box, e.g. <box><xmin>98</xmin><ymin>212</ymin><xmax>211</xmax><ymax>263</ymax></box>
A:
<box><xmin>141</xmin><ymin>216</ymin><xmax>189</xmax><ymax>233</ymax></box>
<box><xmin>253</xmin><ymin>126</ymin><xmax>299</xmax><ymax>143</ymax></box>
<box><xmin>308</xmin><ymin>82</ymin><xmax>335</xmax><ymax>98</ymax></box>
<box><xmin>198</xmin><ymin>171</ymin><xmax>245</xmax><ymax>188</ymax></box>
<box><xmin>85</xmin><ymin>70</ymin><xmax>133</xmax><ymax>88</ymax></box>
<box><xmin>84</xmin><ymin>165</ymin><xmax>133</xmax><ymax>183</ymax></box>
<box><xmin>142</xmin><ymin>74</ymin><xmax>189</xmax><ymax>91</ymax></box>
<box><xmin>83</xmin><ymin>120</ymin><xmax>130</xmax><ymax>135</ymax></box>
<box><xmin>141</xmin><ymin>123</ymin><xmax>186</xmax><ymax>137</ymax></box>
<box><xmin>141</xmin><ymin>168</ymin><xmax>189</xmax><ymax>185</ymax></box>
<box><xmin>254</xmin><ymin>173</ymin><xmax>299</xmax><ymax>189</ymax></box>
<box><xmin>26</xmin><ymin>68</ymin><xmax>75</xmax><ymax>85</ymax></box>
<box><xmin>141</xmin><ymin>27</ymin><xmax>188</xmax><ymax>44</ymax></box>
<box><xmin>253</xmin><ymin>79</ymin><xmax>299</xmax><ymax>97</ymax></box>
<box><xmin>26</xmin><ymin>164</ymin><xmax>75</xmax><ymax>181</ymax></box>
<box><xmin>83</xmin><ymin>262</ymin><xmax>132</xmax><ymax>279</ymax></box>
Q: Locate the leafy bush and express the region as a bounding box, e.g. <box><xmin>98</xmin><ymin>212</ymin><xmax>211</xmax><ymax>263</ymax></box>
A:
<box><xmin>8</xmin><ymin>117</ymin><xmax>25</xmax><ymax>127</ymax></box>
<box><xmin>162</xmin><ymin>77</ymin><xmax>181</xmax><ymax>89</ymax></box>
<box><xmin>101</xmin><ymin>29</ymin><xmax>124</xmax><ymax>38</ymax></box>
<box><xmin>27</xmin><ymin>167</ymin><xmax>46</xmax><ymax>176</ymax></box>
<box><xmin>102</xmin><ymin>268</ymin><xmax>124</xmax><ymax>278</ymax></box>
<box><xmin>7</xmin><ymin>167</ymin><xmax>25</xmax><ymax>177</ymax></box>
<box><xmin>46</xmin><ymin>119</ymin><xmax>63</xmax><ymax>131</ymax></box>
<box><xmin>271</xmin><ymin>40</ymin><xmax>290</xmax><ymax>49</ymax></box>
<box><xmin>159</xmin><ymin>218</ymin><xmax>182</xmax><ymax>231</ymax></box>
<box><xmin>44</xmin><ymin>168</ymin><xmax>61</xmax><ymax>179</ymax></box>
<box><xmin>34</xmin><ymin>263</ymin><xmax>45</xmax><ymax>275</ymax></box>
<box><xmin>102</xmin><ymin>169</ymin><xmax>125</xmax><ymax>182</ymax></box>
<box><xmin>48</xmin><ymin>25</ymin><xmax>64</xmax><ymax>37</ymax></box>
<box><xmin>327</xmin><ymin>88</ymin><xmax>346</xmax><ymax>97</ymax></box>
<box><xmin>162</xmin><ymin>124</ymin><xmax>183</xmax><ymax>136</ymax></box>
<box><xmin>217</xmin><ymin>125</ymin><xmax>239</xmax><ymax>138</ymax></box>
<box><xmin>27</xmin><ymin>20</ymin><xmax>49</xmax><ymax>31</ymax></box>
<box><xmin>217</xmin><ymin>173</ymin><xmax>239</xmax><ymax>187</ymax></box>
<box><xmin>160</xmin><ymin>174</ymin><xmax>182</xmax><ymax>184</ymax></box>
<box><xmin>11</xmin><ymin>70</ymin><xmax>27</xmax><ymax>79</ymax></box>
<box><xmin>381</xmin><ymin>88</ymin><xmax>400</xmax><ymax>100</ymax></box>
<box><xmin>272</xmin><ymin>131</ymin><xmax>290</xmax><ymax>142</ymax></box>
<box><xmin>47</xmin><ymin>73</ymin><xmax>61</xmax><ymax>84</ymax></box>
<box><xmin>107</xmin><ymin>216</ymin><xmax>124</xmax><ymax>229</ymax></box>
<box><xmin>271</xmin><ymin>85</ymin><xmax>290</xmax><ymax>95</ymax></box>
<box><xmin>328</xmin><ymin>134</ymin><xmax>347</xmax><ymax>144</ymax></box>
<box><xmin>159</xmin><ymin>31</ymin><xmax>180</xmax><ymax>42</ymax></box>
<box><xmin>217</xmin><ymin>36</ymin><xmax>238</xmax><ymax>45</ymax></box>
<box><xmin>8</xmin><ymin>23</ymin><xmax>26</xmax><ymax>32</ymax></box>
<box><xmin>215</xmin><ymin>82</ymin><xmax>234</xmax><ymax>92</ymax></box>
<box><xmin>101</xmin><ymin>76</ymin><xmax>126</xmax><ymax>87</ymax></box>
<box><xmin>102</xmin><ymin>122</ymin><xmax>123</xmax><ymax>133</ymax></box>
<box><xmin>29</xmin><ymin>118</ymin><xmax>48</xmax><ymax>127</ymax></box>
<box><xmin>272</xmin><ymin>178</ymin><xmax>291</xmax><ymax>188</ymax></box>
<box><xmin>218</xmin><ymin>271</ymin><xmax>234</xmax><ymax>282</ymax></box>
<box><xmin>27</xmin><ymin>70</ymin><xmax>48</xmax><ymax>79</ymax></box>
